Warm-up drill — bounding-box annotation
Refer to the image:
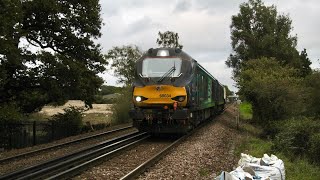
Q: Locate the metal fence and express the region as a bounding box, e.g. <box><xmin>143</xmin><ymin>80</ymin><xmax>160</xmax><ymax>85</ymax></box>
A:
<box><xmin>0</xmin><ymin>121</ymin><xmax>63</xmax><ymax>149</ymax></box>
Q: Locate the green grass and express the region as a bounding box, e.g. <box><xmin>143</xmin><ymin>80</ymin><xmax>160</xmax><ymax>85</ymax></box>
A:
<box><xmin>239</xmin><ymin>102</ymin><xmax>253</xmax><ymax>120</ymax></box>
<box><xmin>198</xmin><ymin>168</ymin><xmax>210</xmax><ymax>177</ymax></box>
<box><xmin>235</xmin><ymin>136</ymin><xmax>273</xmax><ymax>157</ymax></box>
<box><xmin>235</xmin><ymin>122</ymin><xmax>320</xmax><ymax>180</ymax></box>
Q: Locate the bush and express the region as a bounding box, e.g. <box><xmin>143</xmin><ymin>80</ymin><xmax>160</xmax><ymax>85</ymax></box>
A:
<box><xmin>305</xmin><ymin>70</ymin><xmax>320</xmax><ymax>117</ymax></box>
<box><xmin>309</xmin><ymin>133</ymin><xmax>320</xmax><ymax>164</ymax></box>
<box><xmin>0</xmin><ymin>103</ymin><xmax>23</xmax><ymax>148</ymax></box>
<box><xmin>273</xmin><ymin>117</ymin><xmax>320</xmax><ymax>161</ymax></box>
<box><xmin>50</xmin><ymin>106</ymin><xmax>84</xmax><ymax>139</ymax></box>
<box><xmin>111</xmin><ymin>88</ymin><xmax>132</xmax><ymax>124</ymax></box>
<box><xmin>239</xmin><ymin>58</ymin><xmax>307</xmax><ymax>124</ymax></box>
<box><xmin>239</xmin><ymin>102</ymin><xmax>253</xmax><ymax>120</ymax></box>
<box><xmin>0</xmin><ymin>103</ymin><xmax>23</xmax><ymax>123</ymax></box>
<box><xmin>94</xmin><ymin>95</ymin><xmax>116</xmax><ymax>104</ymax></box>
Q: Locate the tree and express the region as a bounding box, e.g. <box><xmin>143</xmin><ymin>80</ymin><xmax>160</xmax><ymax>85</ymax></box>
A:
<box><xmin>98</xmin><ymin>85</ymin><xmax>123</xmax><ymax>96</ymax></box>
<box><xmin>239</xmin><ymin>57</ymin><xmax>306</xmax><ymax>123</ymax></box>
<box><xmin>299</xmin><ymin>48</ymin><xmax>312</xmax><ymax>77</ymax></box>
<box><xmin>0</xmin><ymin>0</ymin><xmax>106</xmax><ymax>113</ymax></box>
<box><xmin>156</xmin><ymin>31</ymin><xmax>183</xmax><ymax>49</ymax></box>
<box><xmin>105</xmin><ymin>45</ymin><xmax>142</xmax><ymax>86</ymax></box>
<box><xmin>305</xmin><ymin>70</ymin><xmax>320</xmax><ymax>117</ymax></box>
<box><xmin>226</xmin><ymin>0</ymin><xmax>311</xmax><ymax>79</ymax></box>
<box><xmin>223</xmin><ymin>85</ymin><xmax>234</xmax><ymax>96</ymax></box>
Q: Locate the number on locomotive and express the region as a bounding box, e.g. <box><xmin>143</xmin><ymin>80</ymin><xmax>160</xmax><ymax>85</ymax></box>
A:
<box><xmin>159</xmin><ymin>94</ymin><xmax>171</xmax><ymax>98</ymax></box>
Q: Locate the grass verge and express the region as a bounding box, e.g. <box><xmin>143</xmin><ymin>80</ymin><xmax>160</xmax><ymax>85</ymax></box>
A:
<box><xmin>236</xmin><ymin>103</ymin><xmax>320</xmax><ymax>180</ymax></box>
<box><xmin>239</xmin><ymin>102</ymin><xmax>253</xmax><ymax>120</ymax></box>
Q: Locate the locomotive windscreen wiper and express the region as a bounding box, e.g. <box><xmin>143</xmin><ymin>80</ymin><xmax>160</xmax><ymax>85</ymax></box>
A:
<box><xmin>157</xmin><ymin>64</ymin><xmax>176</xmax><ymax>82</ymax></box>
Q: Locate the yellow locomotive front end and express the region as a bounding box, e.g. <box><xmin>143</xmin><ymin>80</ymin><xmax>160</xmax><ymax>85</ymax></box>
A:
<box><xmin>130</xmin><ymin>84</ymin><xmax>191</xmax><ymax>134</ymax></box>
<box><xmin>133</xmin><ymin>85</ymin><xmax>187</xmax><ymax>108</ymax></box>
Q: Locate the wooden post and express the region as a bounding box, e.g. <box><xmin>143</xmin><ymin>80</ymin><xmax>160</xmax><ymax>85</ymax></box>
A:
<box><xmin>33</xmin><ymin>121</ymin><xmax>36</xmax><ymax>145</ymax></box>
<box><xmin>9</xmin><ymin>124</ymin><xmax>12</xmax><ymax>148</ymax></box>
<box><xmin>236</xmin><ymin>101</ymin><xmax>240</xmax><ymax>129</ymax></box>
<box><xmin>51</xmin><ymin>121</ymin><xmax>55</xmax><ymax>140</ymax></box>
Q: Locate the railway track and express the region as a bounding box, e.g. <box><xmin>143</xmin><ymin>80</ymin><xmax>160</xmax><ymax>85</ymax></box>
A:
<box><xmin>0</xmin><ymin>125</ymin><xmax>134</xmax><ymax>163</ymax></box>
<box><xmin>120</xmin><ymin>134</ymin><xmax>187</xmax><ymax>180</ymax></box>
<box><xmin>0</xmin><ymin>131</ymin><xmax>149</xmax><ymax>180</ymax></box>
<box><xmin>120</xmin><ymin>106</ymin><xmax>232</xmax><ymax>179</ymax></box>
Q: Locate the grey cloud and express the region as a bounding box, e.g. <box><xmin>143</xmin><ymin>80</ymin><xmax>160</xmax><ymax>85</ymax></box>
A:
<box><xmin>173</xmin><ymin>0</ymin><xmax>192</xmax><ymax>13</ymax></box>
<box><xmin>99</xmin><ymin>0</ymin><xmax>152</xmax><ymax>17</ymax></box>
<box><xmin>193</xmin><ymin>0</ymin><xmax>243</xmax><ymax>14</ymax></box>
<box><xmin>124</xmin><ymin>16</ymin><xmax>156</xmax><ymax>35</ymax></box>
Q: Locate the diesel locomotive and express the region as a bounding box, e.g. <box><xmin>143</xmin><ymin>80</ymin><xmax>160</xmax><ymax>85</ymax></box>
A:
<box><xmin>129</xmin><ymin>48</ymin><xmax>226</xmax><ymax>134</ymax></box>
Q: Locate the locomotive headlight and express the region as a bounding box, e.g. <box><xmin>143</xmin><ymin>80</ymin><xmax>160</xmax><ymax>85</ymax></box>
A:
<box><xmin>135</xmin><ymin>96</ymin><xmax>148</xmax><ymax>102</ymax></box>
<box><xmin>157</xmin><ymin>50</ymin><xmax>169</xmax><ymax>57</ymax></box>
<box><xmin>172</xmin><ymin>96</ymin><xmax>186</xmax><ymax>102</ymax></box>
<box><xmin>135</xmin><ymin>96</ymin><xmax>142</xmax><ymax>102</ymax></box>
<box><xmin>178</xmin><ymin>96</ymin><xmax>185</xmax><ymax>102</ymax></box>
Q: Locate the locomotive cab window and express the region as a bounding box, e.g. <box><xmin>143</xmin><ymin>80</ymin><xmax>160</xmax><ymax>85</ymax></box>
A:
<box><xmin>142</xmin><ymin>58</ymin><xmax>182</xmax><ymax>77</ymax></box>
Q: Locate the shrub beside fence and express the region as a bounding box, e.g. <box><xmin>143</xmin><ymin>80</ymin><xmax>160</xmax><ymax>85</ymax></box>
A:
<box><xmin>0</xmin><ymin>120</ymin><xmax>71</xmax><ymax>149</ymax></box>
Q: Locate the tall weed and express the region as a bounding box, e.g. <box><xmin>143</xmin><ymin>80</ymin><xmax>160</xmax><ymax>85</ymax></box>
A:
<box><xmin>111</xmin><ymin>88</ymin><xmax>132</xmax><ymax>124</ymax></box>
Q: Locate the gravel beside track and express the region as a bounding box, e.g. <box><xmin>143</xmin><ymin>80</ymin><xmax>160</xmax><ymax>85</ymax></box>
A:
<box><xmin>137</xmin><ymin>105</ymin><xmax>239</xmax><ymax>179</ymax></box>
<box><xmin>0</xmin><ymin>123</ymin><xmax>136</xmax><ymax>175</ymax></box>
<box><xmin>74</xmin><ymin>138</ymin><xmax>174</xmax><ymax>180</ymax></box>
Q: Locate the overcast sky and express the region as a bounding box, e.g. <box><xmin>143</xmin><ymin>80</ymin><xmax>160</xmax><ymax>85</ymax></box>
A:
<box><xmin>98</xmin><ymin>0</ymin><xmax>320</xmax><ymax>92</ymax></box>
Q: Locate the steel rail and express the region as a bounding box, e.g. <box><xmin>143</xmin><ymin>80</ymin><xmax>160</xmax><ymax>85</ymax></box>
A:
<box><xmin>47</xmin><ymin>136</ymin><xmax>149</xmax><ymax>180</ymax></box>
<box><xmin>0</xmin><ymin>131</ymin><xmax>149</xmax><ymax>180</ymax></box>
<box><xmin>0</xmin><ymin>125</ymin><xmax>134</xmax><ymax>163</ymax></box>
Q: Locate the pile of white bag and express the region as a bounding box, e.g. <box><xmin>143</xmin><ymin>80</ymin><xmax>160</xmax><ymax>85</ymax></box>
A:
<box><xmin>216</xmin><ymin>153</ymin><xmax>285</xmax><ymax>180</ymax></box>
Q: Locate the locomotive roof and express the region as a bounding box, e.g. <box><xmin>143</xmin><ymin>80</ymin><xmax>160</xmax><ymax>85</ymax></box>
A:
<box><xmin>138</xmin><ymin>48</ymin><xmax>193</xmax><ymax>62</ymax></box>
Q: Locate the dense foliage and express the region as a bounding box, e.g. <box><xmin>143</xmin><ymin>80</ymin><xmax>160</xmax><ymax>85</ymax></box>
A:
<box><xmin>105</xmin><ymin>45</ymin><xmax>142</xmax><ymax>86</ymax></box>
<box><xmin>0</xmin><ymin>103</ymin><xmax>23</xmax><ymax>148</ymax></box>
<box><xmin>305</xmin><ymin>70</ymin><xmax>320</xmax><ymax>117</ymax></box>
<box><xmin>50</xmin><ymin>106</ymin><xmax>84</xmax><ymax>138</ymax></box>
<box><xmin>111</xmin><ymin>88</ymin><xmax>132</xmax><ymax>124</ymax></box>
<box><xmin>223</xmin><ymin>85</ymin><xmax>234</xmax><ymax>96</ymax></box>
<box><xmin>97</xmin><ymin>85</ymin><xmax>123</xmax><ymax>96</ymax></box>
<box><xmin>226</xmin><ymin>0</ymin><xmax>311</xmax><ymax>79</ymax></box>
<box><xmin>0</xmin><ymin>103</ymin><xmax>23</xmax><ymax>123</ymax></box>
<box><xmin>273</xmin><ymin>117</ymin><xmax>320</xmax><ymax>165</ymax></box>
<box><xmin>156</xmin><ymin>31</ymin><xmax>183</xmax><ymax>49</ymax></box>
<box><xmin>0</xmin><ymin>0</ymin><xmax>106</xmax><ymax>113</ymax></box>
<box><xmin>239</xmin><ymin>58</ymin><xmax>307</xmax><ymax>122</ymax></box>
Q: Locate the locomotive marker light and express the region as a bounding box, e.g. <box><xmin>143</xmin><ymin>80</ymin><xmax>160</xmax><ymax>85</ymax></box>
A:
<box><xmin>173</xmin><ymin>102</ymin><xmax>178</xmax><ymax>110</ymax></box>
<box><xmin>157</xmin><ymin>49</ymin><xmax>169</xmax><ymax>57</ymax></box>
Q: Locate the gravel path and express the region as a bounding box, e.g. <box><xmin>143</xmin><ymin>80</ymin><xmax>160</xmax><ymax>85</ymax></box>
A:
<box><xmin>138</xmin><ymin>105</ymin><xmax>240</xmax><ymax>179</ymax></box>
<box><xmin>0</xmin><ymin>123</ymin><xmax>135</xmax><ymax>175</ymax></box>
<box><xmin>74</xmin><ymin>138</ymin><xmax>173</xmax><ymax>180</ymax></box>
